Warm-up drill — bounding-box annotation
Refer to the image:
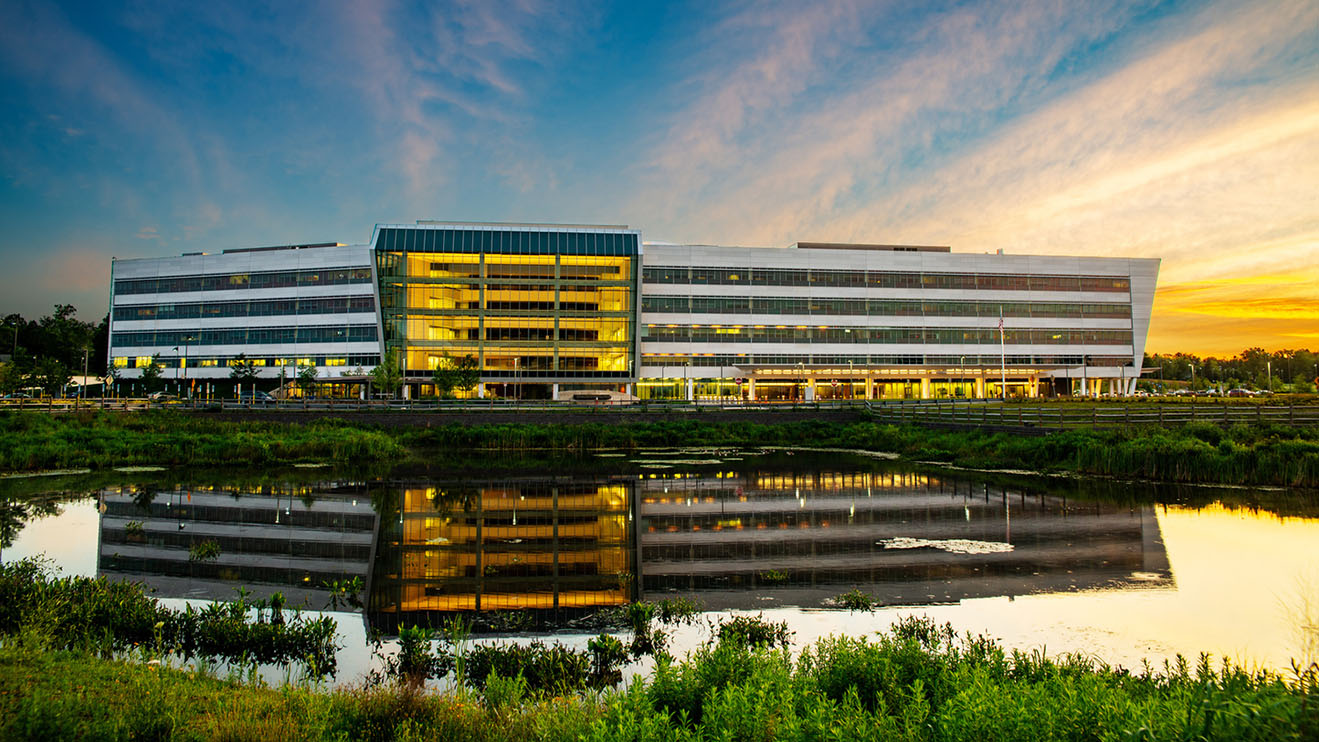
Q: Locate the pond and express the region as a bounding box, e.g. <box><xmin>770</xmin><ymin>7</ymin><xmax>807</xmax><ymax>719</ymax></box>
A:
<box><xmin>3</xmin><ymin>450</ymin><xmax>1316</xmax><ymax>684</ymax></box>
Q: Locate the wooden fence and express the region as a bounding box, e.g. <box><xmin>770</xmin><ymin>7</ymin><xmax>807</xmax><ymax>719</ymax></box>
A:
<box><xmin>863</xmin><ymin>400</ymin><xmax>1319</xmax><ymax>429</ymax></box>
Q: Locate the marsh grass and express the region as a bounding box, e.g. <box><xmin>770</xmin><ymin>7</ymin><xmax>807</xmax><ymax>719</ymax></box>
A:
<box><xmin>0</xmin><ymin>559</ymin><xmax>338</xmax><ymax>677</ymax></box>
<box><xmin>2</xmin><ymin>614</ymin><xmax>1316</xmax><ymax>740</ymax></box>
<box><xmin>4</xmin><ymin>410</ymin><xmax>1318</xmax><ymax>486</ymax></box>
<box><xmin>0</xmin><ymin>410</ymin><xmax>405</xmax><ymax>472</ymax></box>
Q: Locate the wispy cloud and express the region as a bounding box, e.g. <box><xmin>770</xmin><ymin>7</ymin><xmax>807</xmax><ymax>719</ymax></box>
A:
<box><xmin>632</xmin><ymin>0</ymin><xmax>1319</xmax><ymax>353</ymax></box>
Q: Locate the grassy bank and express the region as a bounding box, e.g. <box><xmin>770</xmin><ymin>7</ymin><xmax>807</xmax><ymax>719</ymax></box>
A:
<box><xmin>1</xmin><ymin>560</ymin><xmax>1314</xmax><ymax>740</ymax></box>
<box><xmin>2</xmin><ymin>618</ymin><xmax>1314</xmax><ymax>741</ymax></box>
<box><xmin>4</xmin><ymin>411</ymin><xmax>1319</xmax><ymax>487</ymax></box>
<box><xmin>0</xmin><ymin>410</ymin><xmax>405</xmax><ymax>472</ymax></box>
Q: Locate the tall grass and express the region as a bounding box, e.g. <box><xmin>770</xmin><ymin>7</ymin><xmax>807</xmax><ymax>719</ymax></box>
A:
<box><xmin>2</xmin><ymin>614</ymin><xmax>1314</xmax><ymax>740</ymax></box>
<box><xmin>0</xmin><ymin>410</ymin><xmax>405</xmax><ymax>471</ymax></box>
<box><xmin>4</xmin><ymin>410</ymin><xmax>1318</xmax><ymax>486</ymax></box>
<box><xmin>0</xmin><ymin>559</ymin><xmax>338</xmax><ymax>677</ymax></box>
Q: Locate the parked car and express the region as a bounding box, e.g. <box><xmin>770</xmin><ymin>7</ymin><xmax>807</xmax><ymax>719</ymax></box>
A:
<box><xmin>147</xmin><ymin>391</ymin><xmax>176</xmax><ymax>402</ymax></box>
<box><xmin>1225</xmin><ymin>388</ymin><xmax>1254</xmax><ymax>398</ymax></box>
<box><xmin>239</xmin><ymin>390</ymin><xmax>276</xmax><ymax>405</ymax></box>
<box><xmin>1</xmin><ymin>392</ymin><xmax>33</xmax><ymax>400</ymax></box>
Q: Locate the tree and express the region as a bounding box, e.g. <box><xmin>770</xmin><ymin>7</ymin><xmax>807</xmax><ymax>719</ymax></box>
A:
<box><xmin>139</xmin><ymin>354</ymin><xmax>164</xmax><ymax>392</ymax></box>
<box><xmin>297</xmin><ymin>365</ymin><xmax>319</xmax><ymax>397</ymax></box>
<box><xmin>431</xmin><ymin>359</ymin><xmax>456</xmax><ymax>397</ymax></box>
<box><xmin>34</xmin><ymin>357</ymin><xmax>71</xmax><ymax>397</ymax></box>
<box><xmin>229</xmin><ymin>353</ymin><xmax>260</xmax><ymax>383</ymax></box>
<box><xmin>453</xmin><ymin>353</ymin><xmax>480</xmax><ymax>395</ymax></box>
<box><xmin>369</xmin><ymin>353</ymin><xmax>402</xmax><ymax>399</ymax></box>
<box><xmin>429</xmin><ymin>353</ymin><xmax>479</xmax><ymax>398</ymax></box>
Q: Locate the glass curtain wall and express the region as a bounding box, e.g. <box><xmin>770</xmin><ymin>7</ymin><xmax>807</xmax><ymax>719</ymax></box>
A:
<box><xmin>375</xmin><ymin>226</ymin><xmax>638</xmax><ymax>395</ymax></box>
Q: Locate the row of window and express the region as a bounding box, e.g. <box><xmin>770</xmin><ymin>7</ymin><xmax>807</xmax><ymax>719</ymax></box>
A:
<box><xmin>390</xmin><ymin>301</ymin><xmax>613</xmax><ymax>313</ymax></box>
<box><xmin>113</xmin><ymin>354</ymin><xmax>382</xmax><ymax>369</ymax></box>
<box><xmin>642</xmin><ymin>296</ymin><xmax>1131</xmax><ymax>318</ymax></box>
<box><xmin>642</xmin><ymin>266</ymin><xmax>1130</xmax><ymax>292</ymax></box>
<box><xmin>113</xmin><ymin>296</ymin><xmax>376</xmax><ymax>321</ymax></box>
<box><xmin>375</xmin><ymin>228</ymin><xmax>639</xmax><ymax>256</ymax></box>
<box><xmin>110</xmin><ymin>325</ymin><xmax>379</xmax><ymax>348</ymax></box>
<box><xmin>640</xmin><ymin>354</ymin><xmax>1133</xmax><ymax>367</ymax></box>
<box><xmin>643</xmin><ymin>326</ymin><xmax>1132</xmax><ymax>345</ymax></box>
<box><xmin>114</xmin><ymin>267</ymin><xmax>373</xmax><ymax>296</ymax></box>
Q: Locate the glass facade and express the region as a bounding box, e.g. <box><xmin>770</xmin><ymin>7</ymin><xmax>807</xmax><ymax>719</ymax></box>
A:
<box><xmin>110</xmin><ymin>325</ymin><xmax>378</xmax><ymax>348</ymax></box>
<box><xmin>642</xmin><ymin>296</ymin><xmax>1131</xmax><ymax>319</ymax></box>
<box><xmin>374</xmin><ymin>226</ymin><xmax>639</xmax><ymax>389</ymax></box>
<box><xmin>114</xmin><ymin>267</ymin><xmax>373</xmax><ymax>295</ymax></box>
<box><xmin>643</xmin><ymin>266</ymin><xmax>1130</xmax><ymax>292</ymax></box>
<box><xmin>113</xmin><ymin>296</ymin><xmax>375</xmax><ymax>321</ymax></box>
<box><xmin>643</xmin><ymin>326</ymin><xmax>1132</xmax><ymax>345</ymax></box>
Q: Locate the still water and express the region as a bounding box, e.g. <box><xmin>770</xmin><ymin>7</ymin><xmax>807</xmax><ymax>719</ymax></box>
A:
<box><xmin>3</xmin><ymin>451</ymin><xmax>1316</xmax><ymax>683</ymax></box>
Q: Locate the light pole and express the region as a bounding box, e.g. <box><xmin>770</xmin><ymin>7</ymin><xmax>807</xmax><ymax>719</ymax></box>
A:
<box><xmin>1267</xmin><ymin>360</ymin><xmax>1272</xmax><ymax>393</ymax></box>
<box><xmin>183</xmin><ymin>335</ymin><xmax>193</xmax><ymax>401</ymax></box>
<box><xmin>79</xmin><ymin>346</ymin><xmax>88</xmax><ymax>408</ymax></box>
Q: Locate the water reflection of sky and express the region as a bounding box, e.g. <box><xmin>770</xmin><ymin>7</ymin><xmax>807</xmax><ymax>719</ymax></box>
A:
<box><xmin>2</xmin><ymin>472</ymin><xmax>1316</xmax><ymax>681</ymax></box>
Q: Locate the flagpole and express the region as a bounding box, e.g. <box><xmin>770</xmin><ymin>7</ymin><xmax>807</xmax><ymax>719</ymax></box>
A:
<box><xmin>998</xmin><ymin>307</ymin><xmax>1006</xmax><ymax>400</ymax></box>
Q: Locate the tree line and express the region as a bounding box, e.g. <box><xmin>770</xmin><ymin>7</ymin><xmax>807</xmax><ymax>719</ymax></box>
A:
<box><xmin>1143</xmin><ymin>348</ymin><xmax>1319</xmax><ymax>393</ymax></box>
<box><xmin>1</xmin><ymin>306</ymin><xmax>108</xmax><ymax>396</ymax></box>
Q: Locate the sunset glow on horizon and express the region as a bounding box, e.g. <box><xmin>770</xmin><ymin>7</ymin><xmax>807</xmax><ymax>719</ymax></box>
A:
<box><xmin>0</xmin><ymin>0</ymin><xmax>1315</xmax><ymax>356</ymax></box>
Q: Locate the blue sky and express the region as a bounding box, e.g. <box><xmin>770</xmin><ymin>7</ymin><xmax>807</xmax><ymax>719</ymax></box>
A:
<box><xmin>1</xmin><ymin>0</ymin><xmax>1316</xmax><ymax>354</ymax></box>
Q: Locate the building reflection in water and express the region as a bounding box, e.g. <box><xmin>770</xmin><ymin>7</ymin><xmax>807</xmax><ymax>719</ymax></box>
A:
<box><xmin>368</xmin><ymin>481</ymin><xmax>633</xmax><ymax>630</ymax></box>
<box><xmin>97</xmin><ymin>482</ymin><xmax>376</xmax><ymax>607</ymax></box>
<box><xmin>638</xmin><ymin>469</ymin><xmax>1171</xmax><ymax>610</ymax></box>
<box><xmin>96</xmin><ymin>466</ymin><xmax>1172</xmax><ymax>630</ymax></box>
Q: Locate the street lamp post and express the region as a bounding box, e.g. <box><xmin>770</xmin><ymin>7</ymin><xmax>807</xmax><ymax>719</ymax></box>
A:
<box><xmin>79</xmin><ymin>346</ymin><xmax>88</xmax><ymax>409</ymax></box>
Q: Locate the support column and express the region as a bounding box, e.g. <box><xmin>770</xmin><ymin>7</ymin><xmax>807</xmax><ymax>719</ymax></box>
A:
<box><xmin>864</xmin><ymin>376</ymin><xmax>873</xmax><ymax>400</ymax></box>
<box><xmin>685</xmin><ymin>378</ymin><xmax>694</xmax><ymax>401</ymax></box>
<box><xmin>748</xmin><ymin>379</ymin><xmax>757</xmax><ymax>401</ymax></box>
<box><xmin>806</xmin><ymin>379</ymin><xmax>816</xmax><ymax>401</ymax></box>
<box><xmin>975</xmin><ymin>377</ymin><xmax>986</xmax><ymax>399</ymax></box>
<box><xmin>552</xmin><ymin>383</ymin><xmax>560</xmax><ymax>400</ymax></box>
<box><xmin>920</xmin><ymin>377</ymin><xmax>931</xmax><ymax>400</ymax></box>
<box><xmin>477</xmin><ymin>382</ymin><xmax>485</xmax><ymax>399</ymax></box>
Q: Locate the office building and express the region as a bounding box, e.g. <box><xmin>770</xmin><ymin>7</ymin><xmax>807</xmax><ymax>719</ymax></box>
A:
<box><xmin>108</xmin><ymin>242</ymin><xmax>380</xmax><ymax>394</ymax></box>
<box><xmin>108</xmin><ymin>222</ymin><xmax>1158</xmax><ymax>399</ymax></box>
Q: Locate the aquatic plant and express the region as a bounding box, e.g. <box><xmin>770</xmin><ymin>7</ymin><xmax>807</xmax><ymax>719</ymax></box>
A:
<box><xmin>0</xmin><ymin>558</ymin><xmax>338</xmax><ymax>677</ymax></box>
<box><xmin>832</xmin><ymin>588</ymin><xmax>878</xmax><ymax>611</ymax></box>
<box><xmin>715</xmin><ymin>615</ymin><xmax>794</xmax><ymax>650</ymax></box>
<box><xmin>187</xmin><ymin>538</ymin><xmax>220</xmax><ymax>562</ymax></box>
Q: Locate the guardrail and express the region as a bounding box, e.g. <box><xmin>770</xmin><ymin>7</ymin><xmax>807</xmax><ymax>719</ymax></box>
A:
<box><xmin>862</xmin><ymin>400</ymin><xmax>1319</xmax><ymax>428</ymax></box>
<box><xmin>5</xmin><ymin>397</ymin><xmax>1317</xmax><ymax>427</ymax></box>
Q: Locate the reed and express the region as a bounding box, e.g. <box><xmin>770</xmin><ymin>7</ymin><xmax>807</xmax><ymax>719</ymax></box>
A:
<box><xmin>2</xmin><ymin>613</ymin><xmax>1314</xmax><ymax>740</ymax></box>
